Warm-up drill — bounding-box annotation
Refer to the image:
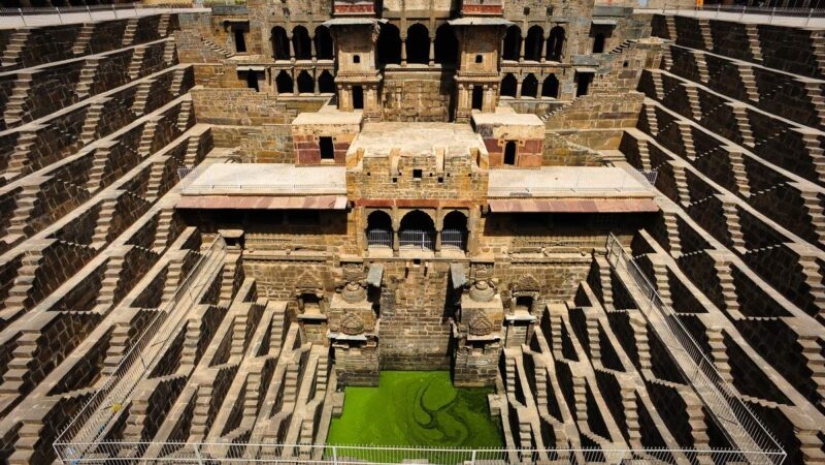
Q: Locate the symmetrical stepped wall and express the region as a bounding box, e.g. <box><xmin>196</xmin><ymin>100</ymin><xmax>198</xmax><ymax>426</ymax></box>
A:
<box><xmin>613</xmin><ymin>15</ymin><xmax>825</xmax><ymax>465</ymax></box>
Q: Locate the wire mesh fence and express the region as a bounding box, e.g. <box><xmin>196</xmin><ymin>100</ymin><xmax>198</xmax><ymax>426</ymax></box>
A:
<box><xmin>54</xmin><ymin>441</ymin><xmax>789</xmax><ymax>464</ymax></box>
<box><xmin>604</xmin><ymin>234</ymin><xmax>786</xmax><ymax>465</ymax></box>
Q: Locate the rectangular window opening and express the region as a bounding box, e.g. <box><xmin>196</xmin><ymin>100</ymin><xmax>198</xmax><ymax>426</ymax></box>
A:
<box><xmin>320</xmin><ymin>136</ymin><xmax>335</xmax><ymax>160</ymax></box>
<box><xmin>413</xmin><ymin>169</ymin><xmax>423</xmax><ymax>180</ymax></box>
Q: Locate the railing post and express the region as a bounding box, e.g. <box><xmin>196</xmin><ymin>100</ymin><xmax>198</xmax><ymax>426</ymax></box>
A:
<box><xmin>333</xmin><ymin>445</ymin><xmax>338</xmax><ymax>465</ymax></box>
<box><xmin>56</xmin><ymin>6</ymin><xmax>62</xmax><ymax>24</ymax></box>
<box><xmin>807</xmin><ymin>7</ymin><xmax>813</xmax><ymax>25</ymax></box>
<box><xmin>193</xmin><ymin>443</ymin><xmax>204</xmax><ymax>465</ymax></box>
<box><xmin>471</xmin><ymin>449</ymin><xmax>477</xmax><ymax>465</ymax></box>
<box><xmin>18</xmin><ymin>8</ymin><xmax>26</xmax><ymax>26</ymax></box>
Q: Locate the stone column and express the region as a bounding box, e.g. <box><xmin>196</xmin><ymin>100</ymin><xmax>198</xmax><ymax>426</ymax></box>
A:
<box><xmin>288</xmin><ymin>35</ymin><xmax>296</xmax><ymax>61</ymax></box>
<box><xmin>541</xmin><ymin>33</ymin><xmax>548</xmax><ymax>63</ymax></box>
<box><xmin>401</xmin><ymin>38</ymin><xmax>408</xmax><ymax>67</ymax></box>
<box><xmin>429</xmin><ymin>37</ymin><xmax>435</xmax><ymax>66</ymax></box>
<box><xmin>310</xmin><ymin>35</ymin><xmax>317</xmax><ymax>61</ymax></box>
<box><xmin>516</xmin><ymin>77</ymin><xmax>523</xmax><ymax>98</ymax></box>
<box><xmin>314</xmin><ymin>69</ymin><xmax>320</xmax><ymax>95</ymax></box>
<box><xmin>519</xmin><ymin>36</ymin><xmax>525</xmax><ymax>63</ymax></box>
<box><xmin>435</xmin><ymin>228</ymin><xmax>442</xmax><ymax>252</ymax></box>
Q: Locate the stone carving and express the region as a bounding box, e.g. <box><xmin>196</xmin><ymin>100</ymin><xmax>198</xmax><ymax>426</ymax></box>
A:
<box><xmin>341</xmin><ymin>281</ymin><xmax>367</xmax><ymax>303</ymax></box>
<box><xmin>467</xmin><ymin>312</ymin><xmax>494</xmax><ymax>336</ymax></box>
<box><xmin>468</xmin><ymin>280</ymin><xmax>495</xmax><ymax>302</ymax></box>
<box><xmin>340</xmin><ymin>312</ymin><xmax>365</xmax><ymax>335</ymax></box>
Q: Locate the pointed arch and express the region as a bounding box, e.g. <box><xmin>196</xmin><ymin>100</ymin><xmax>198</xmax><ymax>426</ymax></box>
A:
<box><xmin>502</xmin><ymin>26</ymin><xmax>521</xmax><ymax>61</ymax></box>
<box><xmin>275</xmin><ymin>70</ymin><xmax>294</xmax><ymax>94</ymax></box>
<box><xmin>318</xmin><ymin>70</ymin><xmax>335</xmax><ymax>94</ymax></box>
<box><xmin>542</xmin><ymin>74</ymin><xmax>559</xmax><ymax>98</ymax></box>
<box><xmin>314</xmin><ymin>26</ymin><xmax>334</xmax><ymax>60</ymax></box>
<box><xmin>271</xmin><ymin>26</ymin><xmax>290</xmax><ymax>60</ymax></box>
<box><xmin>296</xmin><ymin>70</ymin><xmax>314</xmax><ymax>94</ymax></box>
<box><xmin>500</xmin><ymin>73</ymin><xmax>517</xmax><ymax>98</ymax></box>
<box><xmin>525</xmin><ymin>26</ymin><xmax>544</xmax><ymax>62</ymax></box>
<box><xmin>292</xmin><ymin>26</ymin><xmax>312</xmax><ymax>60</ymax></box>
<box><xmin>377</xmin><ymin>23</ymin><xmax>402</xmax><ymax>66</ymax></box>
<box><xmin>434</xmin><ymin>23</ymin><xmax>457</xmax><ymax>65</ymax></box>
<box><xmin>547</xmin><ymin>26</ymin><xmax>565</xmax><ymax>61</ymax></box>
<box><xmin>406</xmin><ymin>24</ymin><xmax>430</xmax><ymax>64</ymax></box>
<box><xmin>521</xmin><ymin>74</ymin><xmax>538</xmax><ymax>98</ymax></box>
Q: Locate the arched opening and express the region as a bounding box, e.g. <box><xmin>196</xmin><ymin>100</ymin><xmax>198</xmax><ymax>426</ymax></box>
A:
<box><xmin>547</xmin><ymin>26</ymin><xmax>565</xmax><ymax>61</ymax></box>
<box><xmin>233</xmin><ymin>27</ymin><xmax>247</xmax><ymax>53</ymax></box>
<box><xmin>399</xmin><ymin>210</ymin><xmax>436</xmax><ymax>250</ymax></box>
<box><xmin>352</xmin><ymin>85</ymin><xmax>364</xmax><ymax>109</ymax></box>
<box><xmin>314</xmin><ymin>26</ymin><xmax>334</xmax><ymax>60</ymax></box>
<box><xmin>525</xmin><ymin>26</ymin><xmax>544</xmax><ymax>62</ymax></box>
<box><xmin>500</xmin><ymin>73</ymin><xmax>517</xmax><ymax>98</ymax></box>
<box><xmin>275</xmin><ymin>70</ymin><xmax>294</xmax><ymax>94</ymax></box>
<box><xmin>366</xmin><ymin>211</ymin><xmax>393</xmax><ymax>248</ymax></box>
<box><xmin>272</xmin><ymin>27</ymin><xmax>290</xmax><ymax>60</ymax></box>
<box><xmin>521</xmin><ymin>74</ymin><xmax>538</xmax><ymax>98</ymax></box>
<box><xmin>406</xmin><ymin>24</ymin><xmax>430</xmax><ymax>64</ymax></box>
<box><xmin>442</xmin><ymin>211</ymin><xmax>468</xmax><ymax>251</ymax></box>
<box><xmin>593</xmin><ymin>33</ymin><xmax>606</xmax><ymax>53</ymax></box>
<box><xmin>318</xmin><ymin>70</ymin><xmax>335</xmax><ymax>94</ymax></box>
<box><xmin>542</xmin><ymin>74</ymin><xmax>559</xmax><ymax>98</ymax></box>
<box><xmin>434</xmin><ymin>24</ymin><xmax>458</xmax><ymax>65</ymax></box>
<box><xmin>504</xmin><ymin>141</ymin><xmax>517</xmax><ymax>165</ymax></box>
<box><xmin>472</xmin><ymin>86</ymin><xmax>484</xmax><ymax>110</ymax></box>
<box><xmin>297</xmin><ymin>70</ymin><xmax>314</xmax><ymax>94</ymax></box>
<box><xmin>292</xmin><ymin>26</ymin><xmax>312</xmax><ymax>60</ymax></box>
<box><xmin>377</xmin><ymin>23</ymin><xmax>402</xmax><ymax>66</ymax></box>
<box><xmin>502</xmin><ymin>26</ymin><xmax>521</xmax><ymax>61</ymax></box>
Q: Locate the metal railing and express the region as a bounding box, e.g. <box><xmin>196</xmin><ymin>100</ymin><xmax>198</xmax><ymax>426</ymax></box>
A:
<box><xmin>0</xmin><ymin>3</ymin><xmax>208</xmax><ymax>28</ymax></box>
<box><xmin>604</xmin><ymin>234</ymin><xmax>786</xmax><ymax>465</ymax></box>
<box><xmin>640</xmin><ymin>2</ymin><xmax>825</xmax><ymax>24</ymax></box>
<box><xmin>53</xmin><ymin>238</ymin><xmax>227</xmax><ymax>460</ymax></box>
<box><xmin>441</xmin><ymin>229</ymin><xmax>466</xmax><ymax>251</ymax></box>
<box><xmin>54</xmin><ymin>441</ymin><xmax>788</xmax><ymax>464</ymax></box>
<box><xmin>399</xmin><ymin>229</ymin><xmax>435</xmax><ymax>250</ymax></box>
<box><xmin>366</xmin><ymin>228</ymin><xmax>392</xmax><ymax>248</ymax></box>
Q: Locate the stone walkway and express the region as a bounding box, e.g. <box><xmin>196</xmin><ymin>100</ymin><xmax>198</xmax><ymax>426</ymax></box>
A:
<box><xmin>0</xmin><ymin>6</ymin><xmax>208</xmax><ymax>29</ymax></box>
<box><xmin>635</xmin><ymin>7</ymin><xmax>825</xmax><ymax>27</ymax></box>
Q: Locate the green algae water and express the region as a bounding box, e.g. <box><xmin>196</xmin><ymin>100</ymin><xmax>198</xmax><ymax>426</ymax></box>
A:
<box><xmin>327</xmin><ymin>371</ymin><xmax>503</xmax><ymax>449</ymax></box>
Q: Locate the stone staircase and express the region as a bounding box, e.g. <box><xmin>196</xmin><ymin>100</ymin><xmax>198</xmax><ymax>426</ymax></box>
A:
<box><xmin>91</xmin><ymin>198</ymin><xmax>117</xmax><ymax>248</ymax></box>
<box><xmin>95</xmin><ymin>254</ymin><xmax>125</xmax><ymax>313</ymax></box>
<box><xmin>665</xmin><ymin>16</ymin><xmax>676</xmax><ymax>41</ymax></box>
<box><xmin>797</xmin><ymin>334</ymin><xmax>825</xmax><ymax>407</ymax></box>
<box><xmin>705</xmin><ymin>326</ymin><xmax>734</xmax><ymax>382</ymax></box>
<box><xmin>0</xmin><ymin>329</ymin><xmax>38</xmax><ymax>394</ymax></box>
<box><xmin>682</xmin><ymin>84</ymin><xmax>702</xmax><ymax>121</ymax></box>
<box><xmin>86</xmin><ymin>141</ymin><xmax>116</xmax><ymax>192</ymax></box>
<box><xmin>801</xmin><ymin>190</ymin><xmax>825</xmax><ymax>244</ymax></box>
<box><xmin>714</xmin><ymin>260</ymin><xmax>742</xmax><ymax>319</ymax></box>
<box><xmin>671</xmin><ymin>164</ymin><xmax>691</xmax><ymax>206</ymax></box>
<box><xmin>721</xmin><ymin>201</ymin><xmax>745</xmax><ymax>251</ymax></box>
<box><xmin>158</xmin><ymin>13</ymin><xmax>172</xmax><ymax>37</ymax></box>
<box><xmin>80</xmin><ymin>98</ymin><xmax>109</xmax><ymax>144</ymax></box>
<box><xmin>282</xmin><ymin>363</ymin><xmax>300</xmax><ymax>405</ymax></box>
<box><xmin>162</xmin><ymin>39</ymin><xmax>176</xmax><ymax>66</ymax></box>
<box><xmin>736</xmin><ymin>64</ymin><xmax>760</xmax><ymax>103</ymax></box>
<box><xmin>663</xmin><ymin>211</ymin><xmax>683</xmax><ymax>257</ymax></box>
<box><xmin>131</xmin><ymin>79</ymin><xmax>154</xmax><ymax>116</ymax></box>
<box><xmin>171</xmin><ymin>68</ymin><xmax>187</xmax><ymax>97</ymax></box>
<box><xmin>629</xmin><ymin>312</ymin><xmax>651</xmax><ymax>371</ymax></box>
<box><xmin>122</xmin><ymin>18</ymin><xmax>139</xmax><ymax>47</ymax></box>
<box><xmin>146</xmin><ymin>161</ymin><xmax>167</xmax><ymax>202</ymax></box>
<box><xmin>728</xmin><ymin>150</ymin><xmax>750</xmax><ymax>197</ymax></box>
<box><xmin>138</xmin><ymin>119</ymin><xmax>159</xmax><ymax>157</ymax></box>
<box><xmin>745</xmin><ymin>24</ymin><xmax>763</xmax><ymax>64</ymax></box>
<box><xmin>74</xmin><ymin>57</ymin><xmax>101</xmax><ymax>100</ymax></box>
<box><xmin>693</xmin><ymin>51</ymin><xmax>710</xmax><ymax>83</ymax></box>
<box><xmin>698</xmin><ymin>20</ymin><xmax>713</xmax><ymax>52</ymax></box>
<box><xmin>5</xmin><ymin>129</ymin><xmax>39</xmax><ymax>179</ymax></box>
<box><xmin>802</xmin><ymin>80</ymin><xmax>825</xmax><ymax>130</ymax></box>
<box><xmin>644</xmin><ymin>104</ymin><xmax>659</xmax><ymax>136</ymax></box>
<box><xmin>202</xmin><ymin>39</ymin><xmax>232</xmax><ymax>59</ymax></box>
<box><xmin>5</xmin><ymin>184</ymin><xmax>41</xmax><ymax>240</ymax></box>
<box><xmin>729</xmin><ymin>104</ymin><xmax>754</xmax><ymax>147</ymax></box>
<box><xmin>152</xmin><ymin>209</ymin><xmax>176</xmax><ymax>252</ymax></box>
<box><xmin>72</xmin><ymin>23</ymin><xmax>95</xmax><ymax>55</ymax></box>
<box><xmin>1</xmin><ymin>30</ymin><xmax>30</xmax><ymax>68</ymax></box>
<box><xmin>181</xmin><ymin>318</ymin><xmax>201</xmax><ymax>368</ymax></box>
<box><xmin>650</xmin><ymin>259</ymin><xmax>673</xmax><ymax>308</ymax></box>
<box><xmin>176</xmin><ymin>97</ymin><xmax>193</xmax><ymax>131</ymax></box>
<box><xmin>3</xmin><ymin>71</ymin><xmax>35</xmax><ymax>128</ymax></box>
<box><xmin>128</xmin><ymin>46</ymin><xmax>147</xmax><ymax>80</ymax></box>
<box><xmin>161</xmin><ymin>254</ymin><xmax>186</xmax><ymax>302</ymax></box>
<box><xmin>796</xmin><ymin>129</ymin><xmax>825</xmax><ymax>183</ymax></box>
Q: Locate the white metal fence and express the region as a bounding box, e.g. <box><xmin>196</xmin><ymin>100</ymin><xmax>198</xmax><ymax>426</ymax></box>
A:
<box><xmin>55</xmin><ymin>442</ymin><xmax>788</xmax><ymax>464</ymax></box>
<box><xmin>399</xmin><ymin>229</ymin><xmax>435</xmax><ymax>250</ymax></box>
<box><xmin>604</xmin><ymin>234</ymin><xmax>786</xmax><ymax>465</ymax></box>
<box><xmin>53</xmin><ymin>238</ymin><xmax>227</xmax><ymax>460</ymax></box>
<box><xmin>366</xmin><ymin>228</ymin><xmax>392</xmax><ymax>248</ymax></box>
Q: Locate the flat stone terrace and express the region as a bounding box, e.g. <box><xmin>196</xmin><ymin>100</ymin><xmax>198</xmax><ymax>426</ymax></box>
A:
<box><xmin>348</xmin><ymin>122</ymin><xmax>488</xmax><ymax>158</ymax></box>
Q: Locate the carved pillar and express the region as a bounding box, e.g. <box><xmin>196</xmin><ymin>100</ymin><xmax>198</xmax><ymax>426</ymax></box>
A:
<box><xmin>310</xmin><ymin>35</ymin><xmax>317</xmax><ymax>60</ymax></box>
<box><xmin>519</xmin><ymin>36</ymin><xmax>525</xmax><ymax>63</ymax></box>
<box><xmin>541</xmin><ymin>34</ymin><xmax>548</xmax><ymax>63</ymax></box>
<box><xmin>516</xmin><ymin>76</ymin><xmax>523</xmax><ymax>98</ymax></box>
<box><xmin>288</xmin><ymin>35</ymin><xmax>296</xmax><ymax>61</ymax></box>
<box><xmin>429</xmin><ymin>37</ymin><xmax>435</xmax><ymax>66</ymax></box>
<box><xmin>401</xmin><ymin>37</ymin><xmax>408</xmax><ymax>66</ymax></box>
<box><xmin>314</xmin><ymin>69</ymin><xmax>320</xmax><ymax>95</ymax></box>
